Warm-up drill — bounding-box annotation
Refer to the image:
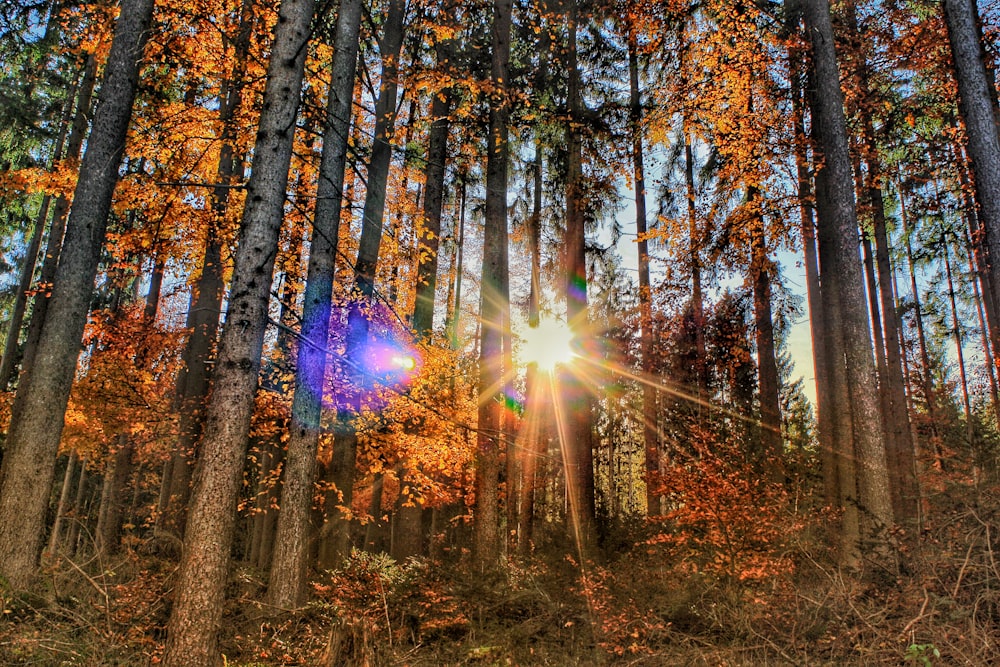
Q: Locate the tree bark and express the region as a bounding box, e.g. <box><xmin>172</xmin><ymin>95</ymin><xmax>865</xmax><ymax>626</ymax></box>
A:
<box><xmin>13</xmin><ymin>53</ymin><xmax>98</xmax><ymax>390</ymax></box>
<box><xmin>944</xmin><ymin>0</ymin><xmax>1000</xmax><ymax>313</ymax></box>
<box><xmin>162</xmin><ymin>0</ymin><xmax>316</xmax><ymax>662</ymax></box>
<box><xmin>267</xmin><ymin>0</ymin><xmax>363</xmax><ymax>609</ymax></box>
<box><xmin>748</xmin><ymin>188</ymin><xmax>783</xmax><ymax>471</ymax></box>
<box><xmin>332</xmin><ymin>0</ymin><xmax>407</xmax><ymax>564</ymax></box>
<box><xmin>159</xmin><ymin>0</ymin><xmax>254</xmax><ymax>536</ymax></box>
<box><xmin>0</xmin><ymin>0</ymin><xmax>153</xmax><ymax>589</ymax></box>
<box><xmin>803</xmin><ymin>0</ymin><xmax>895</xmax><ymax>558</ymax></box>
<box><xmin>628</xmin><ymin>36</ymin><xmax>659</xmax><ymax>516</ymax></box>
<box><xmin>474</xmin><ymin>0</ymin><xmax>513</xmax><ymax>571</ymax></box>
<box><xmin>843</xmin><ymin>0</ymin><xmax>919</xmax><ymax>525</ymax></box>
<box><xmin>561</xmin><ymin>0</ymin><xmax>597</xmax><ymax>556</ymax></box>
<box><xmin>46</xmin><ymin>452</ymin><xmax>77</xmax><ymax>556</ymax></box>
<box><xmin>96</xmin><ymin>435</ymin><xmax>134</xmax><ymax>557</ymax></box>
<box><xmin>788</xmin><ymin>32</ymin><xmax>839</xmax><ymax>511</ymax></box>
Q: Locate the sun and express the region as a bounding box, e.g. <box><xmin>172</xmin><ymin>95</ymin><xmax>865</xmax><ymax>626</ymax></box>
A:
<box><xmin>520</xmin><ymin>318</ymin><xmax>577</xmax><ymax>371</ymax></box>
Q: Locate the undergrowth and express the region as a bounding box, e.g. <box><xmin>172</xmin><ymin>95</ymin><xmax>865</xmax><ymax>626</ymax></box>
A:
<box><xmin>0</xmin><ymin>529</ymin><xmax>996</xmax><ymax>665</ymax></box>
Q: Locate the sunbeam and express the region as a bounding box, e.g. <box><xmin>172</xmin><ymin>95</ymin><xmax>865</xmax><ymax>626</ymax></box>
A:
<box><xmin>520</xmin><ymin>318</ymin><xmax>577</xmax><ymax>371</ymax></box>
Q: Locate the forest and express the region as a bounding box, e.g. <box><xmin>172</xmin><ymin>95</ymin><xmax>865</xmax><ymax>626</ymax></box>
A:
<box><xmin>0</xmin><ymin>0</ymin><xmax>998</xmax><ymax>663</ymax></box>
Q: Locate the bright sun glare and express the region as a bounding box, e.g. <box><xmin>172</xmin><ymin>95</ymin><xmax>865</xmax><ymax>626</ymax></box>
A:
<box><xmin>521</xmin><ymin>318</ymin><xmax>577</xmax><ymax>371</ymax></box>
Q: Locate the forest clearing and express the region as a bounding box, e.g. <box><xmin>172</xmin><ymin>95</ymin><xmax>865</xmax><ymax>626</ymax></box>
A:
<box><xmin>0</xmin><ymin>0</ymin><xmax>999</xmax><ymax>664</ymax></box>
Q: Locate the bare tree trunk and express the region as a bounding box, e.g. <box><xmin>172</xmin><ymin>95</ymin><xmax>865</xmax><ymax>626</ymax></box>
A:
<box><xmin>967</xmin><ymin>225</ymin><xmax>1000</xmax><ymax>419</ymax></box>
<box><xmin>0</xmin><ymin>64</ymin><xmax>78</xmax><ymax>389</ymax></box>
<box><xmin>159</xmin><ymin>0</ymin><xmax>254</xmax><ymax>536</ymax></box>
<box><xmin>870</xmin><ymin>191</ymin><xmax>918</xmax><ymax>524</ymax></box>
<box><xmin>804</xmin><ymin>0</ymin><xmax>895</xmax><ymax>560</ymax></box>
<box><xmin>842</xmin><ymin>0</ymin><xmax>920</xmax><ymax>524</ymax></box>
<box><xmin>267</xmin><ymin>0</ymin><xmax>363</xmax><ymax>608</ymax></box>
<box><xmin>561</xmin><ymin>0</ymin><xmax>597</xmax><ymax>556</ymax></box>
<box><xmin>789</xmin><ymin>37</ymin><xmax>838</xmax><ymax>511</ymax></box>
<box><xmin>749</xmin><ymin>190</ymin><xmax>783</xmax><ymax>471</ymax></box>
<box><xmin>46</xmin><ymin>452</ymin><xmax>77</xmax><ymax>556</ymax></box>
<box><xmin>14</xmin><ymin>54</ymin><xmax>98</xmax><ymax>389</ymax></box>
<box><xmin>66</xmin><ymin>457</ymin><xmax>88</xmax><ymax>556</ymax></box>
<box><xmin>364</xmin><ymin>472</ymin><xmax>387</xmax><ymax>552</ymax></box>
<box><xmin>942</xmin><ymin>237</ymin><xmax>975</xmax><ymax>440</ymax></box>
<box><xmin>0</xmin><ymin>0</ymin><xmax>153</xmax><ymax>589</ymax></box>
<box><xmin>474</xmin><ymin>0</ymin><xmax>513</xmax><ymax>571</ymax></box>
<box><xmin>944</xmin><ymin>0</ymin><xmax>1000</xmax><ymax>312</ymax></box>
<box><xmin>144</xmin><ymin>255</ymin><xmax>165</xmax><ymax>322</ymax></box>
<box><xmin>814</xmin><ymin>160</ymin><xmax>862</xmax><ymax>565</ymax></box>
<box><xmin>334</xmin><ymin>0</ymin><xmax>407</xmax><ymax>565</ymax></box>
<box><xmin>248</xmin><ymin>439</ymin><xmax>273</xmax><ymax>567</ymax></box>
<box><xmin>628</xmin><ymin>36</ymin><xmax>659</xmax><ymax>516</ymax></box>
<box><xmin>956</xmin><ymin>144</ymin><xmax>1000</xmax><ymax>355</ymax></box>
<box><xmin>162</xmin><ymin>0</ymin><xmax>316</xmax><ymax>662</ymax></box>
<box><xmin>397</xmin><ymin>36</ymin><xmax>455</xmax><ymax>561</ymax></box>
<box><xmin>447</xmin><ymin>178</ymin><xmax>467</xmax><ymax>348</ymax></box>
<box><xmin>517</xmin><ymin>106</ymin><xmax>547</xmax><ymax>554</ymax></box>
<box><xmin>96</xmin><ymin>435</ymin><xmax>134</xmax><ymax>557</ymax></box>
<box><xmin>899</xmin><ymin>180</ymin><xmax>944</xmax><ymax>468</ymax></box>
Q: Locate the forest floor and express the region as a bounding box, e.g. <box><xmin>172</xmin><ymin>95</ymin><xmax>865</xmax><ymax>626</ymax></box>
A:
<box><xmin>1</xmin><ymin>521</ymin><xmax>998</xmax><ymax>666</ymax></box>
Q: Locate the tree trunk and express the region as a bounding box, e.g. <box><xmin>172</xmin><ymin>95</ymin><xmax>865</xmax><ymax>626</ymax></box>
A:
<box><xmin>870</xmin><ymin>185</ymin><xmax>918</xmax><ymax>524</ymax></box>
<box><xmin>0</xmin><ymin>0</ymin><xmax>153</xmax><ymax>590</ymax></box>
<box><xmin>749</xmin><ymin>190</ymin><xmax>783</xmax><ymax>471</ymax></box>
<box><xmin>333</xmin><ymin>0</ymin><xmax>407</xmax><ymax>564</ymax></box>
<box><xmin>15</xmin><ymin>54</ymin><xmax>98</xmax><ymax>390</ymax></box>
<box><xmin>0</xmin><ymin>67</ymin><xmax>77</xmax><ymax>389</ymax></box>
<box><xmin>96</xmin><ymin>435</ymin><xmax>134</xmax><ymax>558</ymax></box>
<box><xmin>789</xmin><ymin>37</ymin><xmax>837</xmax><ymax>511</ymax></box>
<box><xmin>396</xmin><ymin>38</ymin><xmax>455</xmax><ymax>561</ymax></box>
<box><xmin>162</xmin><ymin>0</ymin><xmax>316</xmax><ymax>662</ymax></box>
<box><xmin>248</xmin><ymin>439</ymin><xmax>274</xmax><ymax>567</ymax></box>
<box><xmin>66</xmin><ymin>457</ymin><xmax>88</xmax><ymax>556</ymax></box>
<box><xmin>144</xmin><ymin>255</ymin><xmax>165</xmax><ymax>322</ymax></box>
<box><xmin>267</xmin><ymin>0</ymin><xmax>363</xmax><ymax>609</ymax></box>
<box><xmin>967</xmin><ymin>225</ymin><xmax>1000</xmax><ymax>419</ymax></box>
<box><xmin>447</xmin><ymin>178</ymin><xmax>467</xmax><ymax>348</ymax></box>
<box><xmin>898</xmin><ymin>180</ymin><xmax>944</xmax><ymax>470</ymax></box>
<box><xmin>517</xmin><ymin>102</ymin><xmax>548</xmax><ymax>554</ymax></box>
<box><xmin>0</xmin><ymin>197</ymin><xmax>50</xmax><ymax>391</ymax></box>
<box><xmin>628</xmin><ymin>36</ymin><xmax>659</xmax><ymax>516</ymax></box>
<box><xmin>942</xmin><ymin>237</ymin><xmax>975</xmax><ymax>441</ymax></box>
<box><xmin>364</xmin><ymin>471</ymin><xmax>387</xmax><ymax>552</ymax></box>
<box><xmin>944</xmin><ymin>0</ymin><xmax>1000</xmax><ymax>312</ymax></box>
<box><xmin>46</xmin><ymin>452</ymin><xmax>77</xmax><ymax>556</ymax></box>
<box><xmin>956</xmin><ymin>145</ymin><xmax>1000</xmax><ymax>356</ymax></box>
<box><xmin>843</xmin><ymin>0</ymin><xmax>920</xmax><ymax>524</ymax></box>
<box><xmin>803</xmin><ymin>0</ymin><xmax>895</xmax><ymax>559</ymax></box>
<box><xmin>474</xmin><ymin>0</ymin><xmax>513</xmax><ymax>571</ymax></box>
<box><xmin>561</xmin><ymin>0</ymin><xmax>597</xmax><ymax>557</ymax></box>
<box><xmin>814</xmin><ymin>149</ymin><xmax>862</xmax><ymax>565</ymax></box>
<box><xmin>159</xmin><ymin>0</ymin><xmax>254</xmax><ymax>536</ymax></box>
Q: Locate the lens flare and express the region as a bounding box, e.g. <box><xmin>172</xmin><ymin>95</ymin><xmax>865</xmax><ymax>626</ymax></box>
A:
<box><xmin>521</xmin><ymin>318</ymin><xmax>577</xmax><ymax>371</ymax></box>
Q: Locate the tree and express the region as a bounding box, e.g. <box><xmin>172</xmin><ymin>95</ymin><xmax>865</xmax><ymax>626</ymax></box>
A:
<box><xmin>267</xmin><ymin>0</ymin><xmax>364</xmax><ymax>609</ymax></box>
<box><xmin>161</xmin><ymin>0</ymin><xmax>317</xmax><ymax>661</ymax></box>
<box><xmin>943</xmin><ymin>0</ymin><xmax>1000</xmax><ymax>317</ymax></box>
<box><xmin>0</xmin><ymin>0</ymin><xmax>154</xmax><ymax>590</ymax></box>
<box><xmin>802</xmin><ymin>0</ymin><xmax>895</xmax><ymax>560</ymax></box>
<box><xmin>474</xmin><ymin>0</ymin><xmax>513</xmax><ymax>571</ymax></box>
<box><xmin>328</xmin><ymin>0</ymin><xmax>408</xmax><ymax>564</ymax></box>
<box><xmin>561</xmin><ymin>0</ymin><xmax>597</xmax><ymax>555</ymax></box>
<box><xmin>158</xmin><ymin>0</ymin><xmax>255</xmax><ymax>537</ymax></box>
